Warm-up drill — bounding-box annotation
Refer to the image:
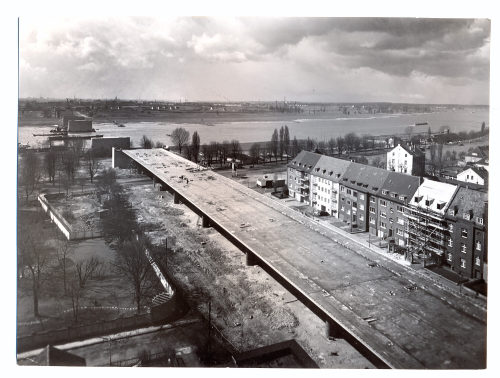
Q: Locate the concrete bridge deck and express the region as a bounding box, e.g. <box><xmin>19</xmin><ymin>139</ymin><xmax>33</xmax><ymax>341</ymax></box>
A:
<box><xmin>116</xmin><ymin>148</ymin><xmax>486</xmax><ymax>369</ymax></box>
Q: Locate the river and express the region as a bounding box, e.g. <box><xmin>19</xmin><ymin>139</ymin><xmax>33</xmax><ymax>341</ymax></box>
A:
<box><xmin>18</xmin><ymin>108</ymin><xmax>488</xmax><ymax>149</ymax></box>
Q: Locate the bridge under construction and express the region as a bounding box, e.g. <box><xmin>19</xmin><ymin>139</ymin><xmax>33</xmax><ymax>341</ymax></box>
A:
<box><xmin>113</xmin><ymin>148</ymin><xmax>486</xmax><ymax>369</ymax></box>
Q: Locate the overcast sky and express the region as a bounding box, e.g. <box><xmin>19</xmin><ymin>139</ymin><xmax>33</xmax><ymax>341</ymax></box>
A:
<box><xmin>19</xmin><ymin>17</ymin><xmax>490</xmax><ymax>104</ymax></box>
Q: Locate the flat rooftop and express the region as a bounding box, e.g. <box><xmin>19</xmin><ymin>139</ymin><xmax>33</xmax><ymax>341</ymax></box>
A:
<box><xmin>122</xmin><ymin>148</ymin><xmax>486</xmax><ymax>369</ymax></box>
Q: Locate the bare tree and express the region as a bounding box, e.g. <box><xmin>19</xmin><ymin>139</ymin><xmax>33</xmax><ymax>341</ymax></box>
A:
<box><xmin>291</xmin><ymin>136</ymin><xmax>299</xmax><ymax>156</ymax></box>
<box><xmin>155</xmin><ymin>141</ymin><xmax>164</xmax><ymax>148</ymax></box>
<box><xmin>221</xmin><ymin>140</ymin><xmax>230</xmax><ymax>166</ymax></box>
<box><xmin>345</xmin><ymin>132</ymin><xmax>360</xmax><ymax>152</ymax></box>
<box><xmin>270</xmin><ymin>129</ymin><xmax>279</xmax><ymax>162</ymax></box>
<box><xmin>191</xmin><ymin>131</ymin><xmax>201</xmax><ymax>163</ymax></box>
<box><xmin>61</xmin><ymin>149</ymin><xmax>77</xmax><ymax>194</ymax></box>
<box><xmin>170</xmin><ymin>127</ymin><xmax>190</xmax><ymax>154</ymax></box>
<box><xmin>249</xmin><ymin>143</ymin><xmax>261</xmax><ymax>164</ymax></box>
<box><xmin>140</xmin><ymin>135</ymin><xmax>154</xmax><ymax>149</ymax></box>
<box><xmin>19</xmin><ymin>150</ymin><xmax>42</xmax><ymax>201</ymax></box>
<box><xmin>113</xmin><ymin>236</ymin><xmax>153</xmax><ymax>313</ymax></box>
<box><xmin>86</xmin><ymin>148</ymin><xmax>101</xmax><ymax>183</ymax></box>
<box><xmin>18</xmin><ymin>210</ymin><xmax>50</xmax><ymax>317</ymax></box>
<box><xmin>75</xmin><ymin>256</ymin><xmax>102</xmax><ymax>288</ymax></box>
<box><xmin>56</xmin><ymin>236</ymin><xmax>72</xmax><ymax>295</ymax></box>
<box><xmin>327</xmin><ymin>137</ymin><xmax>337</xmax><ymax>156</ymax></box>
<box><xmin>305</xmin><ymin>137</ymin><xmax>315</xmax><ymax>152</ymax></box>
<box><xmin>230</xmin><ymin>139</ymin><xmax>241</xmax><ymax>160</ymax></box>
<box><xmin>336</xmin><ymin>136</ymin><xmax>345</xmax><ymax>156</ymax></box>
<box><xmin>283</xmin><ymin>125</ymin><xmax>290</xmax><ymax>161</ymax></box>
<box><xmin>279</xmin><ymin>126</ymin><xmax>285</xmax><ymax>158</ymax></box>
<box><xmin>68</xmin><ymin>274</ymin><xmax>84</xmax><ymax>322</ymax></box>
<box><xmin>44</xmin><ymin>149</ymin><xmax>57</xmax><ymax>185</ymax></box>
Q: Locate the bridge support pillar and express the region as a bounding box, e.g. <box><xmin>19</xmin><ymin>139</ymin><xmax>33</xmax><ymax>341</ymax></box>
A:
<box><xmin>325</xmin><ymin>320</ymin><xmax>342</xmax><ymax>339</ymax></box>
<box><xmin>173</xmin><ymin>192</ymin><xmax>181</xmax><ymax>204</ymax></box>
<box><xmin>202</xmin><ymin>215</ymin><xmax>210</xmax><ymax>228</ymax></box>
<box><xmin>246</xmin><ymin>253</ymin><xmax>258</xmax><ymax>266</ymax></box>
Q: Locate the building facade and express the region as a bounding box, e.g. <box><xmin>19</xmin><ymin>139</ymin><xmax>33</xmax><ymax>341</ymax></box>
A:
<box><xmin>386</xmin><ymin>143</ymin><xmax>425</xmax><ymax>176</ymax></box>
<box><xmin>456</xmin><ymin>167</ymin><xmax>488</xmax><ymax>186</ymax></box>
<box><xmin>444</xmin><ymin>187</ymin><xmax>488</xmax><ymax>280</ymax></box>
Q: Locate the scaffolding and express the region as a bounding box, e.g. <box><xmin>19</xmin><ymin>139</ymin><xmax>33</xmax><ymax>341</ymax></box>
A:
<box><xmin>404</xmin><ymin>203</ymin><xmax>449</xmax><ymax>266</ymax></box>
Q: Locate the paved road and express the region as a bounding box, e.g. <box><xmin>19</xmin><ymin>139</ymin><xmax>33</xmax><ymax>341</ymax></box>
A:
<box><xmin>122</xmin><ymin>149</ymin><xmax>486</xmax><ymax>369</ymax></box>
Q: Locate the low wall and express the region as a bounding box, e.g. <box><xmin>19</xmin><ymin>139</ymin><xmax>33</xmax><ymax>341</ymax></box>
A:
<box><xmin>38</xmin><ymin>193</ymin><xmax>103</xmax><ymax>241</ymax></box>
<box><xmin>112</xmin><ymin>148</ymin><xmax>134</xmax><ymax>169</ymax></box>
<box><xmin>38</xmin><ymin>193</ymin><xmax>72</xmax><ymax>240</ymax></box>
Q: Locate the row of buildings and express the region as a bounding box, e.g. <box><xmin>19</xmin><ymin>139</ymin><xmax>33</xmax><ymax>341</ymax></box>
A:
<box><xmin>287</xmin><ymin>151</ymin><xmax>487</xmax><ymax>281</ymax></box>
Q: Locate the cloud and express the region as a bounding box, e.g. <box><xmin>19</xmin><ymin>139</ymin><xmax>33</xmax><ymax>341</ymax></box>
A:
<box><xmin>18</xmin><ymin>16</ymin><xmax>490</xmax><ymax>104</ymax></box>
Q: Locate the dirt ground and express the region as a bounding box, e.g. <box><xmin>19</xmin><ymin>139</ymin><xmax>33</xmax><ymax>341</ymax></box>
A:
<box><xmin>122</xmin><ymin>171</ymin><xmax>373</xmax><ymax>368</ymax></box>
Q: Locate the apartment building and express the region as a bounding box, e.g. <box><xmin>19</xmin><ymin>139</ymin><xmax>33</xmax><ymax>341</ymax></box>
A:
<box><xmin>338</xmin><ymin>163</ymin><xmax>390</xmax><ymax>232</ymax></box>
<box><xmin>377</xmin><ymin>172</ymin><xmax>421</xmax><ymax>249</ymax></box>
<box><xmin>310</xmin><ymin>155</ymin><xmax>351</xmax><ymax>217</ymax></box>
<box><xmin>405</xmin><ymin>179</ymin><xmax>458</xmax><ymax>265</ymax></box>
<box><xmin>287</xmin><ymin>151</ymin><xmax>322</xmax><ymax>204</ymax></box>
<box><xmin>444</xmin><ymin>187</ymin><xmax>488</xmax><ymax>280</ymax></box>
<box><xmin>386</xmin><ymin>143</ymin><xmax>425</xmax><ymax>176</ymax></box>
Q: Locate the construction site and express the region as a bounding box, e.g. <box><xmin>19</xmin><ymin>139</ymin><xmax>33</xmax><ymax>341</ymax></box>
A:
<box><xmin>110</xmin><ymin>148</ymin><xmax>486</xmax><ymax>369</ymax></box>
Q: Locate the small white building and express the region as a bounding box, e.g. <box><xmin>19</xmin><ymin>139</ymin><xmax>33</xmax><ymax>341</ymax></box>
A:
<box><xmin>456</xmin><ymin>167</ymin><xmax>488</xmax><ymax>186</ymax></box>
<box><xmin>386</xmin><ymin>143</ymin><xmax>425</xmax><ymax>176</ymax></box>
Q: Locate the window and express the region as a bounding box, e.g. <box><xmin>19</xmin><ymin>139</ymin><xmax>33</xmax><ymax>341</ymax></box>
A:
<box><xmin>380</xmin><ymin>211</ymin><xmax>387</xmax><ymax>218</ymax></box>
<box><xmin>399</xmin><ymin>195</ymin><xmax>406</xmax><ymax>201</ymax></box>
<box><xmin>476</xmin><ymin>241</ymin><xmax>482</xmax><ymax>251</ymax></box>
<box><xmin>380</xmin><ymin>200</ymin><xmax>387</xmax><ymax>207</ymax></box>
<box><xmin>347</xmin><ymin>209</ymin><xmax>351</xmax><ymax>215</ymax></box>
<box><xmin>369</xmin><ymin>207</ymin><xmax>375</xmax><ymax>214</ymax></box>
<box><xmin>347</xmin><ymin>200</ymin><xmax>351</xmax><ymax>205</ymax></box>
<box><xmin>390</xmin><ymin>208</ymin><xmax>394</xmax><ymax>214</ymax></box>
<box><xmin>353</xmin><ymin>202</ymin><xmax>357</xmax><ymax>208</ymax></box>
<box><xmin>380</xmin><ymin>222</ymin><xmax>387</xmax><ymax>229</ymax></box>
<box><xmin>369</xmin><ymin>217</ymin><xmax>375</xmax><ymax>224</ymax></box>
<box><xmin>360</xmin><ymin>215</ymin><xmax>364</xmax><ymax>221</ymax></box>
<box><xmin>341</xmin><ymin>206</ymin><xmax>345</xmax><ymax>211</ymax></box>
<box><xmin>359</xmin><ymin>204</ymin><xmax>365</xmax><ymax>211</ymax></box>
<box><xmin>477</xmin><ymin>217</ymin><xmax>484</xmax><ymax>225</ymax></box>
<box><xmin>397</xmin><ymin>229</ymin><xmax>404</xmax><ymax>236</ymax></box>
<box><xmin>461</xmin><ymin>229</ymin><xmax>468</xmax><ymax>238</ymax></box>
<box><xmin>449</xmin><ymin>209</ymin><xmax>456</xmax><ymax>216</ymax></box>
<box><xmin>382</xmin><ymin>189</ymin><xmax>389</xmax><ymax>195</ymax></box>
<box><xmin>461</xmin><ymin>243</ymin><xmax>467</xmax><ymax>253</ymax></box>
<box><xmin>397</xmin><ymin>217</ymin><xmax>404</xmax><ymax>225</ymax></box>
<box><xmin>370</xmin><ymin>197</ymin><xmax>376</xmax><ymax>203</ymax></box>
<box><xmin>449</xmin><ymin>224</ymin><xmax>454</xmax><ymax>233</ymax></box>
<box><xmin>360</xmin><ymin>194</ymin><xmax>365</xmax><ymax>200</ymax></box>
<box><xmin>475</xmin><ymin>256</ymin><xmax>481</xmax><ymax>266</ymax></box>
<box><xmin>353</xmin><ymin>191</ymin><xmax>358</xmax><ymax>198</ymax></box>
<box><xmin>340</xmin><ymin>186</ymin><xmax>345</xmax><ymax>192</ymax></box>
<box><xmin>463</xmin><ymin>213</ymin><xmax>471</xmax><ymax>221</ymax></box>
<box><xmin>328</xmin><ymin>189</ymin><xmax>330</xmax><ymax>194</ymax></box>
<box><xmin>390</xmin><ymin>218</ymin><xmax>394</xmax><ymax>224</ymax></box>
<box><xmin>347</xmin><ymin>189</ymin><xmax>352</xmax><ymax>195</ymax></box>
<box><xmin>448</xmin><ymin>238</ymin><xmax>453</xmax><ymax>247</ymax></box>
<box><xmin>460</xmin><ymin>258</ymin><xmax>466</xmax><ymax>269</ymax></box>
<box><xmin>447</xmin><ymin>253</ymin><xmax>452</xmax><ymax>262</ymax></box>
<box><xmin>397</xmin><ymin>205</ymin><xmax>404</xmax><ymax>213</ymax></box>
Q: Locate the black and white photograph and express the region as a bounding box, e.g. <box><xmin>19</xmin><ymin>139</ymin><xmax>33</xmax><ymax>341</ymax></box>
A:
<box><xmin>11</xmin><ymin>3</ymin><xmax>497</xmax><ymax>373</ymax></box>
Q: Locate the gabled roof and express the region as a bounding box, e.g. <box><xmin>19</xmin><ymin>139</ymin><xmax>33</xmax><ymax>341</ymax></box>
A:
<box><xmin>390</xmin><ymin>143</ymin><xmax>425</xmax><ymax>157</ymax></box>
<box><xmin>379</xmin><ymin>172</ymin><xmax>421</xmax><ymax>204</ymax></box>
<box><xmin>311</xmin><ymin>155</ymin><xmax>351</xmax><ymax>182</ymax></box>
<box><xmin>288</xmin><ymin>151</ymin><xmax>322</xmax><ymax>172</ymax></box>
<box><xmin>410</xmin><ymin>178</ymin><xmax>458</xmax><ymax>215</ymax></box>
<box><xmin>446</xmin><ymin>187</ymin><xmax>488</xmax><ymax>227</ymax></box>
<box><xmin>340</xmin><ymin>162</ymin><xmax>391</xmax><ymax>195</ymax></box>
<box><xmin>458</xmin><ymin>166</ymin><xmax>489</xmax><ymax>181</ymax></box>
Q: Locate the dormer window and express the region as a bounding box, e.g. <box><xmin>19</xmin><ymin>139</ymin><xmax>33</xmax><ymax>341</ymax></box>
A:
<box><xmin>477</xmin><ymin>217</ymin><xmax>484</xmax><ymax>225</ymax></box>
<box><xmin>391</xmin><ymin>193</ymin><xmax>398</xmax><ymax>198</ymax></box>
<box><xmin>425</xmin><ymin>199</ymin><xmax>434</xmax><ymax>207</ymax></box>
<box><xmin>463</xmin><ymin>212</ymin><xmax>472</xmax><ymax>221</ymax></box>
<box><xmin>436</xmin><ymin>202</ymin><xmax>446</xmax><ymax>210</ymax></box>
<box><xmin>382</xmin><ymin>189</ymin><xmax>389</xmax><ymax>195</ymax></box>
<box><xmin>414</xmin><ymin>195</ymin><xmax>423</xmax><ymax>203</ymax></box>
<box><xmin>399</xmin><ymin>195</ymin><xmax>406</xmax><ymax>201</ymax></box>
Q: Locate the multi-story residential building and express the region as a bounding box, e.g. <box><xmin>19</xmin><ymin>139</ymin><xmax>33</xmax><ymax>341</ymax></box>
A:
<box><xmin>386</xmin><ymin>143</ymin><xmax>425</xmax><ymax>176</ymax></box>
<box><xmin>444</xmin><ymin>187</ymin><xmax>488</xmax><ymax>280</ymax></box>
<box><xmin>287</xmin><ymin>151</ymin><xmax>322</xmax><ymax>204</ymax></box>
<box><xmin>456</xmin><ymin>167</ymin><xmax>488</xmax><ymax>186</ymax></box>
<box><xmin>310</xmin><ymin>155</ymin><xmax>351</xmax><ymax>217</ymax></box>
<box><xmin>377</xmin><ymin>172</ymin><xmax>421</xmax><ymax>249</ymax></box>
<box><xmin>405</xmin><ymin>179</ymin><xmax>458</xmax><ymax>265</ymax></box>
<box><xmin>338</xmin><ymin>163</ymin><xmax>390</xmax><ymax>232</ymax></box>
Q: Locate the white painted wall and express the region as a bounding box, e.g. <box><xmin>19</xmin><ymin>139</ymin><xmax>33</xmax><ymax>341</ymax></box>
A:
<box><xmin>456</xmin><ymin>168</ymin><xmax>485</xmax><ymax>185</ymax></box>
<box><xmin>387</xmin><ymin>145</ymin><xmax>413</xmax><ymax>175</ymax></box>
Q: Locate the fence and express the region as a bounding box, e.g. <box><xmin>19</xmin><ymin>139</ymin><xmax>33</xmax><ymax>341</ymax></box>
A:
<box><xmin>17</xmin><ymin>313</ymin><xmax>151</xmax><ymax>353</ymax></box>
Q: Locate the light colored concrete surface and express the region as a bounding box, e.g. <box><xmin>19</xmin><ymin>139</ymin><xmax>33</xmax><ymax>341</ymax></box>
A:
<box><xmin>122</xmin><ymin>148</ymin><xmax>486</xmax><ymax>369</ymax></box>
